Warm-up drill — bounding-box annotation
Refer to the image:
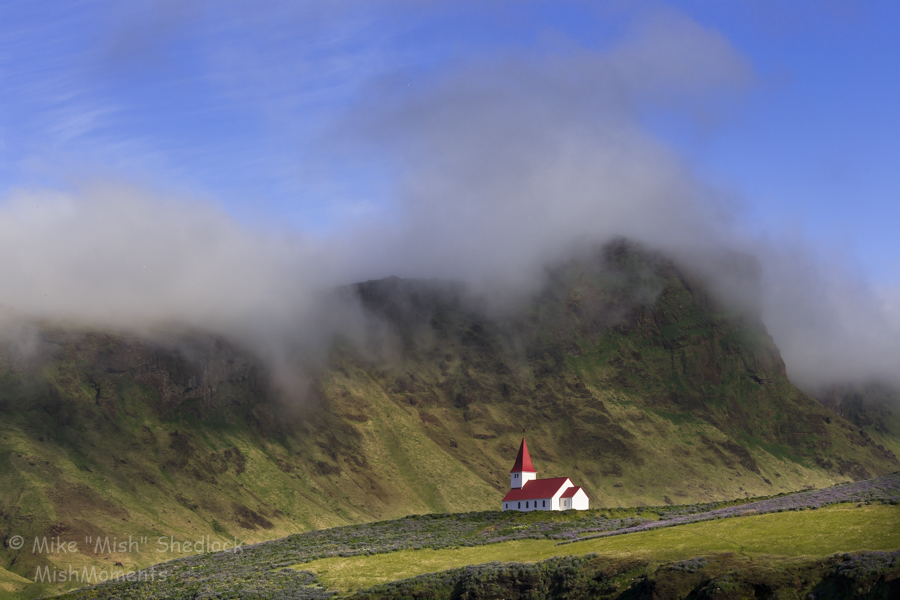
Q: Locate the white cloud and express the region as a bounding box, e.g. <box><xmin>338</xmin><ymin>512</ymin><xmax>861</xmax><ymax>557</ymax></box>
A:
<box><xmin>2</xmin><ymin>5</ymin><xmax>899</xmax><ymax>394</ymax></box>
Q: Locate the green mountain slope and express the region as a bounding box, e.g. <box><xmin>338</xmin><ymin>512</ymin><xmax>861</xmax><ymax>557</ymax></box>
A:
<box><xmin>0</xmin><ymin>241</ymin><xmax>896</xmax><ymax>594</ymax></box>
<box><xmin>341</xmin><ymin>241</ymin><xmax>897</xmax><ymax>505</ymax></box>
<box><xmin>817</xmin><ymin>382</ymin><xmax>900</xmax><ymax>458</ymax></box>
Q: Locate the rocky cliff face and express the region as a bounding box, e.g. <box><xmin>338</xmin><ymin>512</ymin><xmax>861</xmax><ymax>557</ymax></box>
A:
<box><xmin>343</xmin><ymin>241</ymin><xmax>897</xmax><ymax>495</ymax></box>
<box><xmin>49</xmin><ymin>331</ymin><xmax>258</xmax><ymax>412</ymax></box>
<box><xmin>816</xmin><ymin>382</ymin><xmax>900</xmax><ymax>458</ymax></box>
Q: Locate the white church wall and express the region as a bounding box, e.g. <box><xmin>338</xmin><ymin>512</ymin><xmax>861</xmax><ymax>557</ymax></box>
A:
<box><xmin>550</xmin><ymin>479</ymin><xmax>574</xmax><ymax>510</ymax></box>
<box><xmin>571</xmin><ymin>489</ymin><xmax>590</xmax><ymax>510</ymax></box>
<box><xmin>504</xmin><ymin>498</ymin><xmax>552</xmax><ymax>511</ymax></box>
<box><xmin>510</xmin><ymin>471</ymin><xmax>537</xmax><ymax>489</ymax></box>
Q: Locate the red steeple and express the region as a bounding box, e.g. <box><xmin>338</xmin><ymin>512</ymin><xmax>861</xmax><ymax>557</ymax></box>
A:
<box><xmin>509</xmin><ymin>437</ymin><xmax>536</xmax><ymax>473</ymax></box>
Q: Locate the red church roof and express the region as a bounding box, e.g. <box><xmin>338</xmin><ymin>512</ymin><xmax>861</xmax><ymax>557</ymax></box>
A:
<box><xmin>502</xmin><ymin>477</ymin><xmax>571</xmax><ymax>501</ymax></box>
<box><xmin>509</xmin><ymin>437</ymin><xmax>536</xmax><ymax>473</ymax></box>
<box><xmin>560</xmin><ymin>486</ymin><xmax>589</xmax><ymax>499</ymax></box>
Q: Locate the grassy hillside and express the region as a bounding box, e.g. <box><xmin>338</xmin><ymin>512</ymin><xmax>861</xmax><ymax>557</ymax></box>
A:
<box><xmin>0</xmin><ymin>240</ymin><xmax>897</xmax><ymax>593</ymax></box>
<box><xmin>43</xmin><ymin>474</ymin><xmax>900</xmax><ymax>599</ymax></box>
<box><xmin>0</xmin><ymin>331</ymin><xmax>497</xmax><ymax>595</ymax></box>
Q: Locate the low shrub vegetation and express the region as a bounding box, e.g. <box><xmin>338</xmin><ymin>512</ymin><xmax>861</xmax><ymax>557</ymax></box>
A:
<box><xmin>55</xmin><ymin>473</ymin><xmax>899</xmax><ymax>599</ymax></box>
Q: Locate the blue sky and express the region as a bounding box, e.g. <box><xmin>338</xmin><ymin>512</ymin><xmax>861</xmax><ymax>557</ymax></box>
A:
<box><xmin>653</xmin><ymin>2</ymin><xmax>900</xmax><ymax>285</ymax></box>
<box><xmin>1</xmin><ymin>1</ymin><xmax>900</xmax><ymax>388</ymax></box>
<box><xmin>2</xmin><ymin>1</ymin><xmax>898</xmax><ymax>286</ymax></box>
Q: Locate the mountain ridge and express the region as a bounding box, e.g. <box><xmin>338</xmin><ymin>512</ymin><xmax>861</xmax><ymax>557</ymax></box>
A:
<box><xmin>0</xmin><ymin>240</ymin><xmax>897</xmax><ymax>595</ymax></box>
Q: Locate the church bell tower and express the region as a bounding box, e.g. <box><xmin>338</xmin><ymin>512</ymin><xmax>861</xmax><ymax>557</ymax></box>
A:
<box><xmin>509</xmin><ymin>437</ymin><xmax>537</xmax><ymax>489</ymax></box>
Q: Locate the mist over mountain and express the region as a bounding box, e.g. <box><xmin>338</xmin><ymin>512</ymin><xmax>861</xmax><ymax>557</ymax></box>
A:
<box><xmin>3</xmin><ymin>233</ymin><xmax>899</xmax><ymax>596</ymax></box>
<box><xmin>1</xmin><ymin>7</ymin><xmax>898</xmax><ymax>397</ymax></box>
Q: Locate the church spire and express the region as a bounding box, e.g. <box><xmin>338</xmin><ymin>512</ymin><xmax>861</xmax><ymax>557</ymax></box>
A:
<box><xmin>509</xmin><ymin>437</ymin><xmax>536</xmax><ymax>473</ymax></box>
<box><xmin>509</xmin><ymin>437</ymin><xmax>537</xmax><ymax>489</ymax></box>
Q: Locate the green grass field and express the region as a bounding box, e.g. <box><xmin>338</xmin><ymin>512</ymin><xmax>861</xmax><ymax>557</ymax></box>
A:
<box><xmin>0</xmin><ymin>563</ymin><xmax>51</xmax><ymax>600</ymax></box>
<box><xmin>301</xmin><ymin>504</ymin><xmax>900</xmax><ymax>592</ymax></box>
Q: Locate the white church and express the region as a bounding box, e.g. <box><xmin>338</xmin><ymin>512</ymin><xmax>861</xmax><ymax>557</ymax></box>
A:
<box><xmin>501</xmin><ymin>437</ymin><xmax>590</xmax><ymax>511</ymax></box>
